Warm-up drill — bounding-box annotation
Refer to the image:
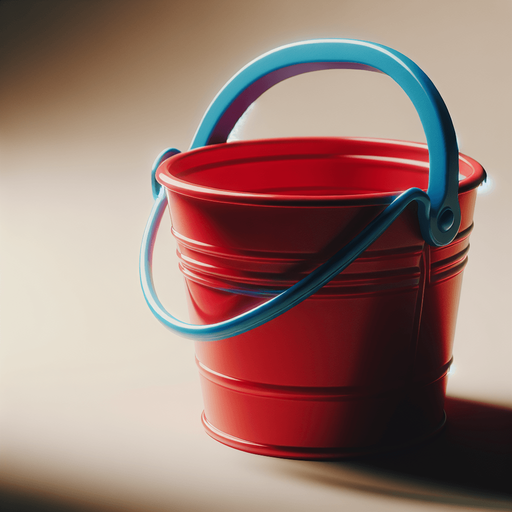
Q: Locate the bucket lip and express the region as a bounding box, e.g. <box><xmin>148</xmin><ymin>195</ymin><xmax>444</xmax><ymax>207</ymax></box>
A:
<box><xmin>156</xmin><ymin>136</ymin><xmax>486</xmax><ymax>206</ymax></box>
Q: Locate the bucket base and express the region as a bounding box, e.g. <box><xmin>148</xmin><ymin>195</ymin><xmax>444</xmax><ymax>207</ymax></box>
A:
<box><xmin>201</xmin><ymin>410</ymin><xmax>447</xmax><ymax>460</ymax></box>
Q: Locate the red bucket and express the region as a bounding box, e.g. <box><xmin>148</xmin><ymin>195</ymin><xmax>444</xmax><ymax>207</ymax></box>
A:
<box><xmin>141</xmin><ymin>40</ymin><xmax>486</xmax><ymax>458</ymax></box>
<box><xmin>156</xmin><ymin>137</ymin><xmax>484</xmax><ymax>458</ymax></box>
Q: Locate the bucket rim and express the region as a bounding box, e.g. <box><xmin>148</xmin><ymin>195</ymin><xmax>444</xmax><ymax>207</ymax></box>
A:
<box><xmin>156</xmin><ymin>136</ymin><xmax>486</xmax><ymax>206</ymax></box>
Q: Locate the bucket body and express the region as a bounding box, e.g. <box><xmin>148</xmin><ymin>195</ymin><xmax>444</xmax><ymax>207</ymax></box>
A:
<box><xmin>156</xmin><ymin>136</ymin><xmax>485</xmax><ymax>458</ymax></box>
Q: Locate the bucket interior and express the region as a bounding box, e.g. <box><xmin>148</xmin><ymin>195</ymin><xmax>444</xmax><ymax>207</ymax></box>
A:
<box><xmin>157</xmin><ymin>137</ymin><xmax>484</xmax><ymax>204</ymax></box>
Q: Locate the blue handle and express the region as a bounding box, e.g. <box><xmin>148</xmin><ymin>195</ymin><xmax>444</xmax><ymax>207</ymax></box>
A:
<box><xmin>140</xmin><ymin>39</ymin><xmax>461</xmax><ymax>341</ymax></box>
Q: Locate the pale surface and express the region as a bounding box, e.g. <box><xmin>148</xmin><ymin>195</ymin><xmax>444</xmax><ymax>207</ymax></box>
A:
<box><xmin>0</xmin><ymin>1</ymin><xmax>511</xmax><ymax>511</ymax></box>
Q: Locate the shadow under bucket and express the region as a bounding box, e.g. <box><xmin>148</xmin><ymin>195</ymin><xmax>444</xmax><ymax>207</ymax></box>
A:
<box><xmin>140</xmin><ymin>39</ymin><xmax>486</xmax><ymax>459</ymax></box>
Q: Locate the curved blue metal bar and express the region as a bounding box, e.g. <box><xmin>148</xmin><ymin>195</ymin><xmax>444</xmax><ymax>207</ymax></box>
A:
<box><xmin>151</xmin><ymin>147</ymin><xmax>181</xmax><ymax>199</ymax></box>
<box><xmin>191</xmin><ymin>39</ymin><xmax>460</xmax><ymax>246</ymax></box>
<box><xmin>140</xmin><ymin>38</ymin><xmax>460</xmax><ymax>341</ymax></box>
<box><xmin>140</xmin><ymin>186</ymin><xmax>431</xmax><ymax>341</ymax></box>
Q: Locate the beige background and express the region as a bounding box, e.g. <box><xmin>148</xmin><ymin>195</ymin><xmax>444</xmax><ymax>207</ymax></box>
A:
<box><xmin>0</xmin><ymin>1</ymin><xmax>511</xmax><ymax>511</ymax></box>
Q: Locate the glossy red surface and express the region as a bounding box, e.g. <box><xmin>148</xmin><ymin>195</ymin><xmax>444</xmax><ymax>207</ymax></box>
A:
<box><xmin>157</xmin><ymin>137</ymin><xmax>485</xmax><ymax>458</ymax></box>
